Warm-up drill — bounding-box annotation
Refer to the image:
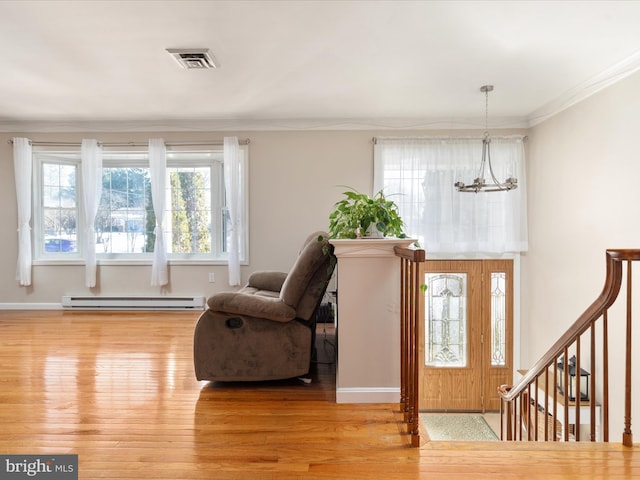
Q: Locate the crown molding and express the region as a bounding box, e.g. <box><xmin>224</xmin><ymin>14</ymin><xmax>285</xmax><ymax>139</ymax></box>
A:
<box><xmin>0</xmin><ymin>116</ymin><xmax>529</xmax><ymax>133</ymax></box>
<box><xmin>527</xmin><ymin>49</ymin><xmax>640</xmax><ymax>127</ymax></box>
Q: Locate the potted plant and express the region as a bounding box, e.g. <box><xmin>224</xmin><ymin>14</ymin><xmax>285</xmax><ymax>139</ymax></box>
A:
<box><xmin>328</xmin><ymin>187</ymin><xmax>406</xmax><ymax>239</ymax></box>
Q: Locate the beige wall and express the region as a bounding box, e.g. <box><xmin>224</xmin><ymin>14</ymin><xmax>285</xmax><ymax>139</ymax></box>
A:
<box><xmin>0</xmin><ymin>130</ymin><xmax>372</xmax><ymax>305</ymax></box>
<box><xmin>525</xmin><ymin>70</ymin><xmax>640</xmax><ymax>440</ymax></box>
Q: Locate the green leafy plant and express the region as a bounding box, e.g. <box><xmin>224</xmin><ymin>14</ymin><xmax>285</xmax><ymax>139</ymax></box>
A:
<box><xmin>328</xmin><ymin>187</ymin><xmax>406</xmax><ymax>239</ymax></box>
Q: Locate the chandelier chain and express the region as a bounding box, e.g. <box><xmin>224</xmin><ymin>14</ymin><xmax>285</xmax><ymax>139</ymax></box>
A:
<box><xmin>485</xmin><ymin>87</ymin><xmax>489</xmax><ymax>132</ymax></box>
<box><xmin>481</xmin><ymin>84</ymin><xmax>493</xmax><ymax>135</ymax></box>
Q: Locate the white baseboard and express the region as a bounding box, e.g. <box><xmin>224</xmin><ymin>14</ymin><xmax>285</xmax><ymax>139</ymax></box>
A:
<box><xmin>336</xmin><ymin>387</ymin><xmax>400</xmax><ymax>404</ymax></box>
<box><xmin>61</xmin><ymin>295</ymin><xmax>205</xmax><ymax>310</ymax></box>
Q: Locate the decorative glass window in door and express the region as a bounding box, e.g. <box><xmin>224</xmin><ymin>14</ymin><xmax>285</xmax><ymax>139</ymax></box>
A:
<box><xmin>491</xmin><ymin>272</ymin><xmax>507</xmax><ymax>366</ymax></box>
<box><xmin>425</xmin><ymin>273</ymin><xmax>467</xmax><ymax>367</ymax></box>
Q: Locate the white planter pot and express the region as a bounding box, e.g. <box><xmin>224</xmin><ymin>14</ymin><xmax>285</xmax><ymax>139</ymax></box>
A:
<box><xmin>364</xmin><ymin>223</ymin><xmax>384</xmax><ymax>238</ymax></box>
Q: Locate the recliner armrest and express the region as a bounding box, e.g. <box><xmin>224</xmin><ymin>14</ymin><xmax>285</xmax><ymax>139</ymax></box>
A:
<box><xmin>246</xmin><ymin>271</ymin><xmax>288</xmax><ymax>293</ymax></box>
<box><xmin>207</xmin><ymin>292</ymin><xmax>296</xmax><ymax>323</ymax></box>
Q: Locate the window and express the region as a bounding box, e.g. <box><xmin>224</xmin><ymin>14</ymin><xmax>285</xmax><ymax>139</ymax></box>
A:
<box><xmin>33</xmin><ymin>146</ymin><xmax>248</xmax><ymax>264</ymax></box>
<box><xmin>425</xmin><ymin>272</ymin><xmax>468</xmax><ymax>367</ymax></box>
<box><xmin>36</xmin><ymin>152</ymin><xmax>81</xmax><ymax>259</ymax></box>
<box><xmin>98</xmin><ymin>157</ymin><xmax>150</xmax><ymax>255</ymax></box>
<box><xmin>373</xmin><ymin>136</ymin><xmax>528</xmax><ymax>254</ymax></box>
<box><xmin>165</xmin><ymin>165</ymin><xmax>214</xmax><ymax>255</ymax></box>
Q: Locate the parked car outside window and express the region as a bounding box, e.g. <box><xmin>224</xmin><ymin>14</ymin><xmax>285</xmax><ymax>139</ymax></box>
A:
<box><xmin>45</xmin><ymin>238</ymin><xmax>77</xmax><ymax>253</ymax></box>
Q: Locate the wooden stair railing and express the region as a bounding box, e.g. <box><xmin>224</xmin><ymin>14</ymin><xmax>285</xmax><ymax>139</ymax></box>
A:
<box><xmin>395</xmin><ymin>245</ymin><xmax>426</xmax><ymax>447</ymax></box>
<box><xmin>498</xmin><ymin>249</ymin><xmax>639</xmax><ymax>446</ymax></box>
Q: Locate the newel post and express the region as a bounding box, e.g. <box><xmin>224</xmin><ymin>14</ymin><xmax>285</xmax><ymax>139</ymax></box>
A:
<box><xmin>623</xmin><ymin>257</ymin><xmax>633</xmax><ymax>447</ymax></box>
<box><xmin>395</xmin><ymin>244</ymin><xmax>425</xmax><ymax>447</ymax></box>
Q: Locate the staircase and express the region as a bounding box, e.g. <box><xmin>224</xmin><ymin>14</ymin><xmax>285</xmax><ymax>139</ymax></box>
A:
<box><xmin>395</xmin><ymin>247</ymin><xmax>637</xmax><ymax>448</ymax></box>
<box><xmin>498</xmin><ymin>249</ymin><xmax>637</xmax><ymax>446</ymax></box>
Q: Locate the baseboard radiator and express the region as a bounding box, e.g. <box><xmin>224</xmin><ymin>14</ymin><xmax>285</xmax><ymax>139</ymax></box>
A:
<box><xmin>61</xmin><ymin>295</ymin><xmax>206</xmax><ymax>311</ymax></box>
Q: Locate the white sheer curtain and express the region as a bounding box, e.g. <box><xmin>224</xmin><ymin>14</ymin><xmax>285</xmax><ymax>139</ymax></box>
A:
<box><xmin>81</xmin><ymin>139</ymin><xmax>103</xmax><ymax>287</ymax></box>
<box><xmin>149</xmin><ymin>138</ymin><xmax>169</xmax><ymax>286</ymax></box>
<box><xmin>13</xmin><ymin>137</ymin><xmax>33</xmax><ymax>286</ymax></box>
<box><xmin>224</xmin><ymin>136</ymin><xmax>242</xmax><ymax>286</ymax></box>
<box><xmin>374</xmin><ymin>136</ymin><xmax>528</xmax><ymax>254</ymax></box>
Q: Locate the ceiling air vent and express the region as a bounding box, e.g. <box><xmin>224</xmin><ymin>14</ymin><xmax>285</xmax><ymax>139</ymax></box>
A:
<box><xmin>166</xmin><ymin>48</ymin><xmax>218</xmax><ymax>69</ymax></box>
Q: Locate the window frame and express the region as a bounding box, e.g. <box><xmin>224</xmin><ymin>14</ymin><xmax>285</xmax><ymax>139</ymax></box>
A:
<box><xmin>33</xmin><ymin>149</ymin><xmax>83</xmax><ymax>265</ymax></box>
<box><xmin>32</xmin><ymin>144</ymin><xmax>249</xmax><ymax>266</ymax></box>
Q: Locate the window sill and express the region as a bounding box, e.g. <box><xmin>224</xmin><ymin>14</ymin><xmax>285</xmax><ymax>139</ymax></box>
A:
<box><xmin>33</xmin><ymin>258</ymin><xmax>248</xmax><ymax>267</ymax></box>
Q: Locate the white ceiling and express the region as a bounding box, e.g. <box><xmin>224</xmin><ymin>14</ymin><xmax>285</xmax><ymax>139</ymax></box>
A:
<box><xmin>2</xmin><ymin>0</ymin><xmax>640</xmax><ymax>132</ymax></box>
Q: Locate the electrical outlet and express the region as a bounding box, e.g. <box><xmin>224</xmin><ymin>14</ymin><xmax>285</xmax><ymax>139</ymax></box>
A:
<box><xmin>208</xmin><ymin>272</ymin><xmax>215</xmax><ymax>283</ymax></box>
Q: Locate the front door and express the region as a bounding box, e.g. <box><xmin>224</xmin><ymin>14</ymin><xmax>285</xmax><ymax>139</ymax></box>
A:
<box><xmin>419</xmin><ymin>259</ymin><xmax>513</xmax><ymax>412</ymax></box>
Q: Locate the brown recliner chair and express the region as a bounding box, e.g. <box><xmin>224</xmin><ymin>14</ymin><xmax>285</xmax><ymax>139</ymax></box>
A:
<box><xmin>193</xmin><ymin>231</ymin><xmax>336</xmax><ymax>382</ymax></box>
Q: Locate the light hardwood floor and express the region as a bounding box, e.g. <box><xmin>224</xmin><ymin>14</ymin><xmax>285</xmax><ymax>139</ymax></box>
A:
<box><xmin>0</xmin><ymin>310</ymin><xmax>637</xmax><ymax>479</ymax></box>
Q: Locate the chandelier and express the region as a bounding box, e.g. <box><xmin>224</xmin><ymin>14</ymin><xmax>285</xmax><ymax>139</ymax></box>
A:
<box><xmin>454</xmin><ymin>85</ymin><xmax>518</xmax><ymax>193</ymax></box>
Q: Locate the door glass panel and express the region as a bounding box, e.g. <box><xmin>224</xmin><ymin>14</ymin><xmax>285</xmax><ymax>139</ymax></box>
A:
<box><xmin>425</xmin><ymin>273</ymin><xmax>467</xmax><ymax>367</ymax></box>
<box><xmin>491</xmin><ymin>272</ymin><xmax>506</xmax><ymax>366</ymax></box>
